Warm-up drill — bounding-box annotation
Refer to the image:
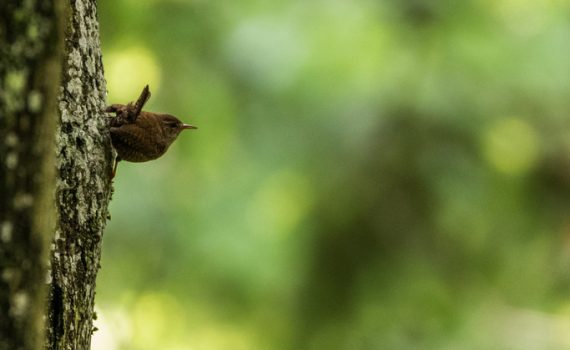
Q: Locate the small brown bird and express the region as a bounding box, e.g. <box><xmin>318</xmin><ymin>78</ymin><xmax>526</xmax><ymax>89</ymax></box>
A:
<box><xmin>106</xmin><ymin>85</ymin><xmax>197</xmax><ymax>177</ymax></box>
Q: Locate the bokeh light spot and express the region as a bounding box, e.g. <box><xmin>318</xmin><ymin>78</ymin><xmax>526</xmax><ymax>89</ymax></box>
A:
<box><xmin>131</xmin><ymin>293</ymin><xmax>184</xmax><ymax>349</ymax></box>
<box><xmin>490</xmin><ymin>0</ymin><xmax>550</xmax><ymax>36</ymax></box>
<box><xmin>483</xmin><ymin>117</ymin><xmax>539</xmax><ymax>176</ymax></box>
<box><xmin>247</xmin><ymin>170</ymin><xmax>314</xmax><ymax>238</ymax></box>
<box><xmin>105</xmin><ymin>47</ymin><xmax>161</xmax><ymax>102</ymax></box>
<box><xmin>92</xmin><ymin>306</ymin><xmax>132</xmax><ymax>350</ymax></box>
<box><xmin>224</xmin><ymin>17</ymin><xmax>307</xmax><ymax>91</ymax></box>
<box><xmin>91</xmin><ymin>308</ymin><xmax>119</xmax><ymax>350</ymax></box>
<box><xmin>187</xmin><ymin>325</ymin><xmax>254</xmax><ymax>350</ymax></box>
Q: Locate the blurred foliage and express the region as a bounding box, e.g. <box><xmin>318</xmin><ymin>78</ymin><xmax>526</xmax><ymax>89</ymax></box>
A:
<box><xmin>94</xmin><ymin>0</ymin><xmax>570</xmax><ymax>349</ymax></box>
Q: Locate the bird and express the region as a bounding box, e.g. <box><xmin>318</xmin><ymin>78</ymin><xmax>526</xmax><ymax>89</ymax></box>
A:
<box><xmin>105</xmin><ymin>85</ymin><xmax>197</xmax><ymax>178</ymax></box>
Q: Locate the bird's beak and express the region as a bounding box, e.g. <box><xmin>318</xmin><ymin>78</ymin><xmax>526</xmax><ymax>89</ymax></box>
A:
<box><xmin>182</xmin><ymin>124</ymin><xmax>198</xmax><ymax>130</ymax></box>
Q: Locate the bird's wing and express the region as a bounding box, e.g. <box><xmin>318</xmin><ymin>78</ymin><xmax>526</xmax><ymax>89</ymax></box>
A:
<box><xmin>106</xmin><ymin>85</ymin><xmax>152</xmax><ymax>125</ymax></box>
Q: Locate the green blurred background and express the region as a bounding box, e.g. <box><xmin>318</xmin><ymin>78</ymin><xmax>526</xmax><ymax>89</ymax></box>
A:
<box><xmin>93</xmin><ymin>1</ymin><xmax>570</xmax><ymax>349</ymax></box>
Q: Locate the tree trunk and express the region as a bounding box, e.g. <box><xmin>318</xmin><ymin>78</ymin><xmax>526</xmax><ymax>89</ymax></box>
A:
<box><xmin>46</xmin><ymin>0</ymin><xmax>113</xmax><ymax>349</ymax></box>
<box><xmin>0</xmin><ymin>1</ymin><xmax>64</xmax><ymax>349</ymax></box>
<box><xmin>0</xmin><ymin>0</ymin><xmax>111</xmax><ymax>349</ymax></box>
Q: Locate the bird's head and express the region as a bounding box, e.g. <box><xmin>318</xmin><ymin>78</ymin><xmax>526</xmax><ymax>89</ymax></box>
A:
<box><xmin>159</xmin><ymin>114</ymin><xmax>197</xmax><ymax>143</ymax></box>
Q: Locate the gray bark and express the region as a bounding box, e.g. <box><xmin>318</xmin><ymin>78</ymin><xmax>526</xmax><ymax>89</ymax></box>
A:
<box><xmin>2</xmin><ymin>0</ymin><xmax>113</xmax><ymax>348</ymax></box>
<box><xmin>46</xmin><ymin>0</ymin><xmax>113</xmax><ymax>349</ymax></box>
<box><xmin>0</xmin><ymin>1</ymin><xmax>64</xmax><ymax>350</ymax></box>
<box><xmin>1</xmin><ymin>0</ymin><xmax>112</xmax><ymax>348</ymax></box>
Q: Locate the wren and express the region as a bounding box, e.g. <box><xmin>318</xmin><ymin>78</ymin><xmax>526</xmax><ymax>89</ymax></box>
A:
<box><xmin>106</xmin><ymin>85</ymin><xmax>197</xmax><ymax>177</ymax></box>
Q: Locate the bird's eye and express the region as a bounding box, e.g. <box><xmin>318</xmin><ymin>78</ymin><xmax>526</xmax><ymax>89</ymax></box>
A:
<box><xmin>163</xmin><ymin>120</ymin><xmax>178</xmax><ymax>128</ymax></box>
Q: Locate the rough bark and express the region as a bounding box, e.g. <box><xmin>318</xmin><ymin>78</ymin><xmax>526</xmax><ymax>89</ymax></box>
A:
<box><xmin>0</xmin><ymin>0</ymin><xmax>112</xmax><ymax>350</ymax></box>
<box><xmin>0</xmin><ymin>1</ymin><xmax>64</xmax><ymax>349</ymax></box>
<box><xmin>45</xmin><ymin>0</ymin><xmax>113</xmax><ymax>349</ymax></box>
<box><xmin>1</xmin><ymin>0</ymin><xmax>112</xmax><ymax>348</ymax></box>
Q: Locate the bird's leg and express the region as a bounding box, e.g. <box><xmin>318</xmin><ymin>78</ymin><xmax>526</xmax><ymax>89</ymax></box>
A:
<box><xmin>111</xmin><ymin>157</ymin><xmax>121</xmax><ymax>179</ymax></box>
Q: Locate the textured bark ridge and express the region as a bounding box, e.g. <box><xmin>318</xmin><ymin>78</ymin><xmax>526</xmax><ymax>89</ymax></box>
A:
<box><xmin>46</xmin><ymin>0</ymin><xmax>113</xmax><ymax>348</ymax></box>
<box><xmin>0</xmin><ymin>1</ymin><xmax>63</xmax><ymax>350</ymax></box>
